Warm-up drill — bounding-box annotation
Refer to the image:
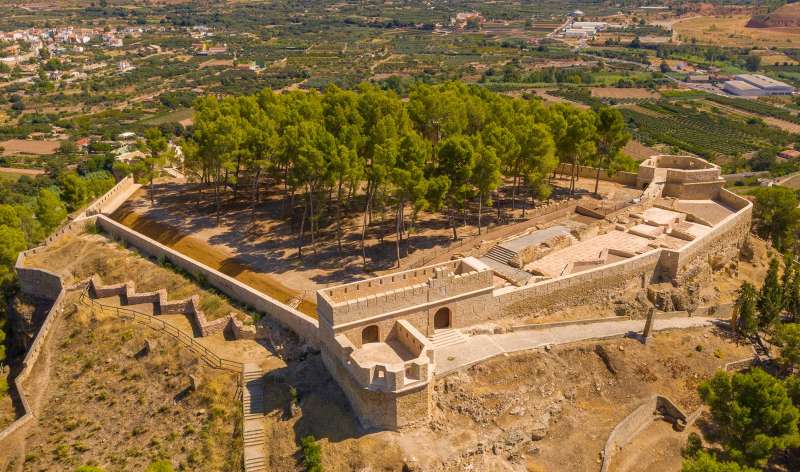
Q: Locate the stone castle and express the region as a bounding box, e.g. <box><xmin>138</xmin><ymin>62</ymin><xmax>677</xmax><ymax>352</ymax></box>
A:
<box><xmin>5</xmin><ymin>155</ymin><xmax>753</xmax><ymax>442</ymax></box>
<box><xmin>315</xmin><ymin>155</ymin><xmax>752</xmax><ymax>429</ymax></box>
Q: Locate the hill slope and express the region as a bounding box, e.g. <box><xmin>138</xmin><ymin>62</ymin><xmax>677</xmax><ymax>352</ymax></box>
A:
<box><xmin>748</xmin><ymin>2</ymin><xmax>800</xmax><ymax>28</ymax></box>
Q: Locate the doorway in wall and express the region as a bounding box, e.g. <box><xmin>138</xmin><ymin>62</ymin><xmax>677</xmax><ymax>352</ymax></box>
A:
<box><xmin>434</xmin><ymin>307</ymin><xmax>451</xmax><ymax>330</ymax></box>
<box><xmin>362</xmin><ymin>325</ymin><xmax>379</xmax><ymax>344</ymax></box>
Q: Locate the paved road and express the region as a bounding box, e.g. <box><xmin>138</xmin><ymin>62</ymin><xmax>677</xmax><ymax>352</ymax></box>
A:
<box><xmin>435</xmin><ymin>316</ymin><xmax>719</xmax><ymax>376</ymax></box>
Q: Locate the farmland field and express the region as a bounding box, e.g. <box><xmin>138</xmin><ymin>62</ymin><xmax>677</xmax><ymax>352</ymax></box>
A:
<box><xmin>673</xmin><ymin>15</ymin><xmax>800</xmax><ymax>48</ymax></box>
<box><xmin>620</xmin><ymin>101</ymin><xmax>795</xmax><ymax>159</ymax></box>
<box><xmin>590</xmin><ymin>87</ymin><xmax>660</xmax><ymax>99</ymax></box>
<box><xmin>0</xmin><ymin>139</ymin><xmax>61</xmax><ymax>156</ymax></box>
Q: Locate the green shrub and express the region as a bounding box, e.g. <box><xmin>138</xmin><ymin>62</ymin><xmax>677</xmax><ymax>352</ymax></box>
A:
<box><xmin>74</xmin><ymin>467</ymin><xmax>105</xmax><ymax>472</ymax></box>
<box><xmin>145</xmin><ymin>460</ymin><xmax>175</xmax><ymax>472</ymax></box>
<box><xmin>301</xmin><ymin>435</ymin><xmax>323</xmax><ymax>472</ymax></box>
<box><xmin>683</xmin><ymin>432</ymin><xmax>703</xmax><ymax>458</ymax></box>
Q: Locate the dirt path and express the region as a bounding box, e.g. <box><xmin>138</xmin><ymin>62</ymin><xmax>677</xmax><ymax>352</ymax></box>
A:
<box><xmin>436</xmin><ymin>316</ymin><xmax>719</xmax><ymax>375</ymax></box>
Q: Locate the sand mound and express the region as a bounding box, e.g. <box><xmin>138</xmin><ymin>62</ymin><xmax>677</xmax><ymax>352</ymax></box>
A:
<box><xmin>748</xmin><ymin>2</ymin><xmax>800</xmax><ymax>28</ymax></box>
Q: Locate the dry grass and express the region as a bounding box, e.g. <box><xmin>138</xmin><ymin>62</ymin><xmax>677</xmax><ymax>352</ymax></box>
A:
<box><xmin>23</xmin><ymin>232</ymin><xmax>240</xmax><ymax>320</ymax></box>
<box><xmin>674</xmin><ymin>15</ymin><xmax>800</xmax><ymax>48</ymax></box>
<box><xmin>18</xmin><ymin>301</ymin><xmax>241</xmax><ymax>471</ymax></box>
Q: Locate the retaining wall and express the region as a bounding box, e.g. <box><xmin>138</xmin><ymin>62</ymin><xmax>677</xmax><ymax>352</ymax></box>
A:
<box><xmin>600</xmin><ymin>395</ymin><xmax>690</xmax><ymax>472</ymax></box>
<box><xmin>96</xmin><ymin>215</ymin><xmax>320</xmax><ymax>347</ymax></box>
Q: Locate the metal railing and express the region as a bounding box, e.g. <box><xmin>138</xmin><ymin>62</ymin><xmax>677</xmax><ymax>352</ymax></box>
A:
<box><xmin>79</xmin><ymin>288</ymin><xmax>243</xmax><ymax>372</ymax></box>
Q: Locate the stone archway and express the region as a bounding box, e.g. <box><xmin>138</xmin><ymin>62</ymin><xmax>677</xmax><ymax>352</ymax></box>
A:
<box><xmin>362</xmin><ymin>325</ymin><xmax>379</xmax><ymax>344</ymax></box>
<box><xmin>434</xmin><ymin>307</ymin><xmax>451</xmax><ymax>330</ymax></box>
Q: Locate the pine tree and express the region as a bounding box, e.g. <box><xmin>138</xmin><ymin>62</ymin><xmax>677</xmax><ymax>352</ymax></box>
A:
<box><xmin>734</xmin><ymin>281</ymin><xmax>759</xmax><ymax>337</ymax></box>
<box><xmin>788</xmin><ymin>269</ymin><xmax>800</xmax><ymax>322</ymax></box>
<box><xmin>699</xmin><ymin>368</ymin><xmax>800</xmax><ymax>466</ymax></box>
<box><xmin>758</xmin><ymin>258</ymin><xmax>783</xmax><ymax>328</ymax></box>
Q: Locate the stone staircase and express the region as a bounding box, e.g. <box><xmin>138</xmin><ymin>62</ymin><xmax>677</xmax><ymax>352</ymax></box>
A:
<box><xmin>484</xmin><ymin>245</ymin><xmax>518</xmax><ymax>266</ymax></box>
<box><xmin>429</xmin><ymin>329</ymin><xmax>468</xmax><ymax>350</ymax></box>
<box><xmin>242</xmin><ymin>363</ymin><xmax>267</xmax><ymax>472</ymax></box>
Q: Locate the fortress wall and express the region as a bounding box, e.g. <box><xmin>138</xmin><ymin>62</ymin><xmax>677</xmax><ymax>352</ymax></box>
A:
<box><xmin>719</xmin><ymin>187</ymin><xmax>751</xmax><ymax>210</ymax></box>
<box><xmin>496</xmin><ymin>250</ymin><xmax>661</xmax><ymax>313</ymax></box>
<box><xmin>85</xmin><ymin>175</ymin><xmax>136</xmax><ymax>216</ymax></box>
<box><xmin>662</xmin><ymin>181</ymin><xmax>723</xmax><ymax>200</ymax></box>
<box><xmin>330</xmin><ymin>283</ymin><xmax>431</xmax><ymax>325</ymax></box>
<box><xmin>15</xmin><ymin>217</ymin><xmax>97</xmax><ymax>299</ymax></box>
<box><xmin>321</xmin><ymin>347</ymin><xmax>432</xmax><ymax>430</ymax></box>
<box><xmin>0</xmin><ymin>282</ymin><xmax>77</xmax><ymax>449</ymax></box>
<box><xmin>665</xmin><ymin>168</ymin><xmax>721</xmax><ymax>183</ymax></box>
<box><xmin>15</xmin><ymin>266</ymin><xmax>63</xmax><ymax>300</ymax></box>
<box><xmin>336</xmin><ymin>288</ymin><xmax>496</xmax><ymax>346</ymax></box>
<box><xmin>660</xmin><ymin>199</ymin><xmax>752</xmax><ymax>279</ymax></box>
<box><xmin>328</xmin><ymin>269</ymin><xmax>493</xmax><ymax>327</ymax></box>
<box><xmin>324</xmin><ymin>261</ymin><xmax>461</xmax><ymax>302</ymax></box>
<box><xmin>96</xmin><ymin>215</ymin><xmax>320</xmax><ymax>347</ymax></box>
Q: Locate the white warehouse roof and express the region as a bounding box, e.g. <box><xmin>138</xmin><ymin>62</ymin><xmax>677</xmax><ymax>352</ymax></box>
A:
<box><xmin>735</xmin><ymin>74</ymin><xmax>794</xmax><ymax>91</ymax></box>
<box><xmin>723</xmin><ymin>80</ymin><xmax>763</xmax><ymax>96</ymax></box>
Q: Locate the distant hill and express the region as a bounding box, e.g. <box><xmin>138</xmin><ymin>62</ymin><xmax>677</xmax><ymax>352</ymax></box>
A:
<box><xmin>748</xmin><ymin>2</ymin><xmax>800</xmax><ymax>28</ymax></box>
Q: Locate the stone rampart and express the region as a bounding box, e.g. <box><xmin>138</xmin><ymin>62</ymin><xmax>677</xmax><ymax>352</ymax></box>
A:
<box><xmin>659</xmin><ymin>194</ymin><xmax>752</xmax><ymax>279</ymax></box>
<box><xmin>496</xmin><ymin>249</ymin><xmax>661</xmax><ymax>314</ymax></box>
<box><xmin>95</xmin><ymin>215</ymin><xmax>320</xmax><ymax>347</ymax></box>
<box><xmin>0</xmin><ymin>281</ymin><xmax>79</xmax><ymax>450</ymax></box>
<box><xmin>84</xmin><ymin>175</ymin><xmax>137</xmax><ymax>216</ymax></box>
<box><xmin>320</xmin><ymin>346</ymin><xmax>432</xmax><ymax>430</ymax></box>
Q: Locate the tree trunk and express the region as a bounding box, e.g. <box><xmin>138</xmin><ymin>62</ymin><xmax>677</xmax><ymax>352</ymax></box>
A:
<box><xmin>570</xmin><ymin>156</ymin><xmax>577</xmax><ymax>196</ymax></box>
<box><xmin>478</xmin><ymin>194</ymin><xmax>483</xmax><ymax>235</ymax></box>
<box><xmin>595</xmin><ymin>166</ymin><xmax>601</xmax><ymax>195</ymax></box>
<box><xmin>233</xmin><ymin>154</ymin><xmax>241</xmax><ymax>200</ymax></box>
<box><xmin>395</xmin><ymin>201</ymin><xmax>402</xmax><ymax>268</ymax></box>
<box><xmin>214</xmin><ymin>165</ymin><xmax>221</xmax><ymax>226</ymax></box>
<box><xmin>450</xmin><ymin>207</ymin><xmax>458</xmax><ymax>241</ymax></box>
<box><xmin>360</xmin><ymin>188</ymin><xmax>372</xmax><ymax>269</ymax></box>
<box><xmin>250</xmin><ymin>168</ymin><xmax>261</xmax><ymax>224</ymax></box>
<box><xmin>336</xmin><ymin>180</ymin><xmax>344</xmax><ymax>255</ymax></box>
<box><xmin>511</xmin><ymin>168</ymin><xmax>518</xmax><ymax>211</ymax></box>
<box><xmin>149</xmin><ymin>174</ymin><xmax>155</xmax><ymax>206</ymax></box>
<box><xmin>308</xmin><ymin>185</ymin><xmax>317</xmax><ymax>256</ymax></box>
<box><xmin>297</xmin><ymin>199</ymin><xmax>307</xmax><ymax>258</ymax></box>
<box><xmin>282</xmin><ymin>166</ymin><xmax>289</xmax><ymax>218</ymax></box>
